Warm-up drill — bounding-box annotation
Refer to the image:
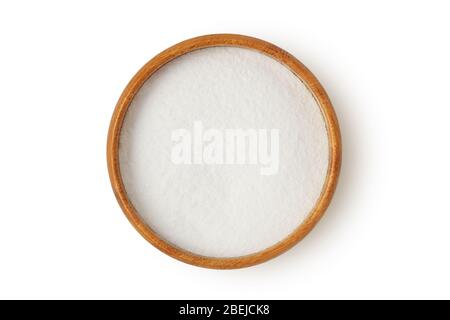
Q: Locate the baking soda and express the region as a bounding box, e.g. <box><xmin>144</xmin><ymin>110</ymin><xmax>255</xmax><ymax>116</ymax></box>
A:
<box><xmin>119</xmin><ymin>47</ymin><xmax>329</xmax><ymax>257</ymax></box>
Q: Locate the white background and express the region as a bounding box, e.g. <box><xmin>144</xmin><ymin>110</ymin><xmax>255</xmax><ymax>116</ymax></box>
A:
<box><xmin>1</xmin><ymin>1</ymin><xmax>449</xmax><ymax>299</ymax></box>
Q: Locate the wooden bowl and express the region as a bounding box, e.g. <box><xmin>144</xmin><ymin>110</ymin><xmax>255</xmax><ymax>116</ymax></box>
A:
<box><xmin>107</xmin><ymin>34</ymin><xmax>341</xmax><ymax>269</ymax></box>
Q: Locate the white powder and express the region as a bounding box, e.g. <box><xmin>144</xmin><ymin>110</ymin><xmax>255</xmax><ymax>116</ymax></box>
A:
<box><xmin>119</xmin><ymin>47</ymin><xmax>329</xmax><ymax>258</ymax></box>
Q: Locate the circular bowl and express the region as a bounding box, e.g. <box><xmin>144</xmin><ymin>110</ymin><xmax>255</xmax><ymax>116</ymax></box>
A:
<box><xmin>107</xmin><ymin>34</ymin><xmax>341</xmax><ymax>269</ymax></box>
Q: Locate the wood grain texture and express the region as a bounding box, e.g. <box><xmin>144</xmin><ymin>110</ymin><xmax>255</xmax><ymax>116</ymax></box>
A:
<box><xmin>107</xmin><ymin>34</ymin><xmax>342</xmax><ymax>269</ymax></box>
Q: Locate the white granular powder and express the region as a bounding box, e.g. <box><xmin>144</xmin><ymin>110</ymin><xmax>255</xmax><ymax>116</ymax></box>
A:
<box><xmin>119</xmin><ymin>47</ymin><xmax>329</xmax><ymax>257</ymax></box>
